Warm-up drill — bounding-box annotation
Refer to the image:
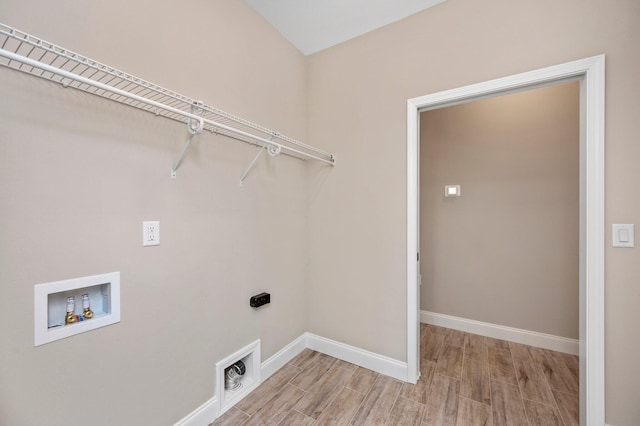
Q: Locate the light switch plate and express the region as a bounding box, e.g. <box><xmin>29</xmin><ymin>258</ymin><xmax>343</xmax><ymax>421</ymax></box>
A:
<box><xmin>612</xmin><ymin>224</ymin><xmax>634</xmax><ymax>248</ymax></box>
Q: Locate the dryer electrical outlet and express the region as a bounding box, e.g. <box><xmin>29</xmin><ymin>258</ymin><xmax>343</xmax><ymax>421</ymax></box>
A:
<box><xmin>250</xmin><ymin>292</ymin><xmax>270</xmax><ymax>308</ymax></box>
<box><xmin>143</xmin><ymin>221</ymin><xmax>160</xmax><ymax>246</ymax></box>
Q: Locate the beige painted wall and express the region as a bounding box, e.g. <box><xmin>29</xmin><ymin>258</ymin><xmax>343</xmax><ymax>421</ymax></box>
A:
<box><xmin>420</xmin><ymin>82</ymin><xmax>579</xmax><ymax>339</ymax></box>
<box><xmin>2</xmin><ymin>0</ymin><xmax>640</xmax><ymax>425</ymax></box>
<box><xmin>306</xmin><ymin>1</ymin><xmax>640</xmax><ymax>424</ymax></box>
<box><xmin>0</xmin><ymin>1</ymin><xmax>309</xmax><ymax>425</ymax></box>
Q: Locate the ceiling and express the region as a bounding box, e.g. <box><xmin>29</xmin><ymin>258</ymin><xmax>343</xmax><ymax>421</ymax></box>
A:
<box><xmin>244</xmin><ymin>0</ymin><xmax>447</xmax><ymax>55</ymax></box>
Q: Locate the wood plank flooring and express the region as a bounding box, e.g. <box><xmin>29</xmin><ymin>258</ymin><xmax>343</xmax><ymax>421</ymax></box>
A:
<box><xmin>211</xmin><ymin>324</ymin><xmax>579</xmax><ymax>425</ymax></box>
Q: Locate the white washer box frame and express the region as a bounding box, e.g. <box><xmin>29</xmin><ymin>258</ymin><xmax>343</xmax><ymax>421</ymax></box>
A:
<box><xmin>34</xmin><ymin>271</ymin><xmax>121</xmax><ymax>346</ymax></box>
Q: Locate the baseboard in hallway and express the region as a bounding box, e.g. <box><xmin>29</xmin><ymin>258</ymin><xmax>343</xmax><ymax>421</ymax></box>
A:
<box><xmin>421</xmin><ymin>310</ymin><xmax>579</xmax><ymax>355</ymax></box>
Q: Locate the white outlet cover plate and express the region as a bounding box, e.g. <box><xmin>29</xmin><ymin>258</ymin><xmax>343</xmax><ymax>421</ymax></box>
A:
<box><xmin>143</xmin><ymin>221</ymin><xmax>160</xmax><ymax>246</ymax></box>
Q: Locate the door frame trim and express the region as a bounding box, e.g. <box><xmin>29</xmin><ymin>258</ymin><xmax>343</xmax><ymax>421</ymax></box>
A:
<box><xmin>406</xmin><ymin>55</ymin><xmax>605</xmax><ymax>425</ymax></box>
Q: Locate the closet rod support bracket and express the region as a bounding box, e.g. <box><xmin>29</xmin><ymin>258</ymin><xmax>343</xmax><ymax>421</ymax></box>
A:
<box><xmin>171</xmin><ymin>103</ymin><xmax>205</xmax><ymax>179</ymax></box>
<box><xmin>239</xmin><ymin>136</ymin><xmax>276</xmax><ymax>186</ymax></box>
<box><xmin>171</xmin><ymin>133</ymin><xmax>195</xmax><ymax>179</ymax></box>
<box><xmin>187</xmin><ymin>102</ymin><xmax>205</xmax><ymax>135</ymax></box>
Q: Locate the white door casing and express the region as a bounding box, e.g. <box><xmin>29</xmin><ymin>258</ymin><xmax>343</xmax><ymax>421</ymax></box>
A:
<box><xmin>406</xmin><ymin>55</ymin><xmax>605</xmax><ymax>425</ymax></box>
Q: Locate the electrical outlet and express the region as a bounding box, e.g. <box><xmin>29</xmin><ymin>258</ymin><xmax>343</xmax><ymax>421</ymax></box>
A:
<box><xmin>143</xmin><ymin>221</ymin><xmax>160</xmax><ymax>246</ymax></box>
<box><xmin>250</xmin><ymin>292</ymin><xmax>270</xmax><ymax>308</ymax></box>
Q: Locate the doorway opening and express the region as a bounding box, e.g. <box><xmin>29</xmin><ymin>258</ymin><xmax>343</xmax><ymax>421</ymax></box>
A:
<box><xmin>406</xmin><ymin>56</ymin><xmax>605</xmax><ymax>425</ymax></box>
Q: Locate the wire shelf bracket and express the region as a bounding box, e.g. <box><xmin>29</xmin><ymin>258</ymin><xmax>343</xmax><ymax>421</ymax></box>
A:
<box><xmin>239</xmin><ymin>135</ymin><xmax>282</xmax><ymax>186</ymax></box>
<box><xmin>171</xmin><ymin>103</ymin><xmax>205</xmax><ymax>179</ymax></box>
<box><xmin>0</xmin><ymin>23</ymin><xmax>336</xmax><ymax>181</ymax></box>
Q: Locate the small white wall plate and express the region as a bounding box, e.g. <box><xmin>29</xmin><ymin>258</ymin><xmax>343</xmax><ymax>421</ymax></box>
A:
<box><xmin>444</xmin><ymin>185</ymin><xmax>461</xmax><ymax>197</ymax></box>
<box><xmin>612</xmin><ymin>224</ymin><xmax>635</xmax><ymax>248</ymax></box>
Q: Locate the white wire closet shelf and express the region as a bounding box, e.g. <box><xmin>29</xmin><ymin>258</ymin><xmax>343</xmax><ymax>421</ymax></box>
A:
<box><xmin>0</xmin><ymin>23</ymin><xmax>335</xmax><ymax>181</ymax></box>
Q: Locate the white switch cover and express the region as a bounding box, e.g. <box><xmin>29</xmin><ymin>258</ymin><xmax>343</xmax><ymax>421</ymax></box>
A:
<box><xmin>143</xmin><ymin>221</ymin><xmax>160</xmax><ymax>246</ymax></box>
<box><xmin>612</xmin><ymin>224</ymin><xmax>634</xmax><ymax>248</ymax></box>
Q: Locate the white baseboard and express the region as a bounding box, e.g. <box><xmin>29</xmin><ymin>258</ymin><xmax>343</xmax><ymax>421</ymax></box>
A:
<box><xmin>261</xmin><ymin>333</ymin><xmax>307</xmax><ymax>381</ymax></box>
<box><xmin>421</xmin><ymin>310</ymin><xmax>579</xmax><ymax>355</ymax></box>
<box><xmin>173</xmin><ymin>396</ymin><xmax>217</xmax><ymax>426</ymax></box>
<box><xmin>305</xmin><ymin>332</ymin><xmax>408</xmax><ymax>382</ymax></box>
<box><xmin>175</xmin><ymin>332</ymin><xmax>408</xmax><ymax>425</ymax></box>
<box><xmin>172</xmin><ymin>317</ymin><xmax>580</xmax><ymax>426</ymax></box>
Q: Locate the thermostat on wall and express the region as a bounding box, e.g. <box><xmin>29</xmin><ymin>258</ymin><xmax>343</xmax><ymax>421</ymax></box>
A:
<box><xmin>444</xmin><ymin>185</ymin><xmax>461</xmax><ymax>197</ymax></box>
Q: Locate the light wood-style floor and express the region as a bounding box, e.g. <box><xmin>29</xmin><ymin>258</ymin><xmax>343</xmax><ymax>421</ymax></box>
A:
<box><xmin>211</xmin><ymin>324</ymin><xmax>579</xmax><ymax>425</ymax></box>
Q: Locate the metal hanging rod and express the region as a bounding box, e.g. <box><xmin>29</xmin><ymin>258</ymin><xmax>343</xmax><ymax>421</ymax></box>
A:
<box><xmin>0</xmin><ymin>23</ymin><xmax>336</xmax><ymax>176</ymax></box>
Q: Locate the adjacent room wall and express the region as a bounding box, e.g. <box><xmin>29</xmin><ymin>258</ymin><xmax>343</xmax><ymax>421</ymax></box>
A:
<box><xmin>306</xmin><ymin>1</ymin><xmax>640</xmax><ymax>424</ymax></box>
<box><xmin>0</xmin><ymin>1</ymin><xmax>309</xmax><ymax>425</ymax></box>
<box><xmin>420</xmin><ymin>82</ymin><xmax>579</xmax><ymax>339</ymax></box>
